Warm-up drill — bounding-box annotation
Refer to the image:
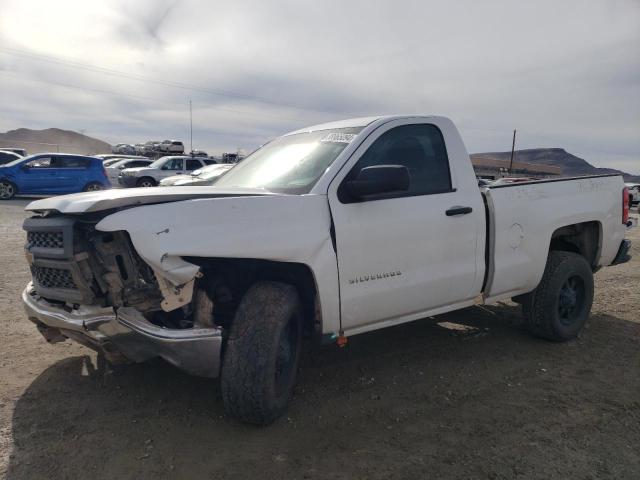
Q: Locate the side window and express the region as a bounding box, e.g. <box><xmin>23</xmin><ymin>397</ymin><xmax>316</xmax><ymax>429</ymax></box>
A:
<box><xmin>55</xmin><ymin>157</ymin><xmax>89</xmax><ymax>168</ymax></box>
<box><xmin>129</xmin><ymin>161</ymin><xmax>150</xmax><ymax>168</ymax></box>
<box><xmin>25</xmin><ymin>157</ymin><xmax>52</xmax><ymax>168</ymax></box>
<box><xmin>342</xmin><ymin>124</ymin><xmax>452</xmax><ymax>200</ymax></box>
<box><xmin>162</xmin><ymin>158</ymin><xmax>184</xmax><ymax>170</ymax></box>
<box><xmin>186</xmin><ymin>159</ymin><xmax>202</xmax><ymax>170</ymax></box>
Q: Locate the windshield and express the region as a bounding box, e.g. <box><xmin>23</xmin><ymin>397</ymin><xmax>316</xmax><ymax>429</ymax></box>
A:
<box><xmin>213</xmin><ymin>127</ymin><xmax>363</xmax><ymax>194</ymax></box>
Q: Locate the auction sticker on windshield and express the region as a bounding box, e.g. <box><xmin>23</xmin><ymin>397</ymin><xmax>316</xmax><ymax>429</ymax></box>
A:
<box><xmin>320</xmin><ymin>133</ymin><xmax>357</xmax><ymax>144</ymax></box>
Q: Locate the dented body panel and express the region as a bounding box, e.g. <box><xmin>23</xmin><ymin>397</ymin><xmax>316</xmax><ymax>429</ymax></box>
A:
<box><xmin>94</xmin><ymin>194</ymin><xmax>340</xmax><ymax>334</ymax></box>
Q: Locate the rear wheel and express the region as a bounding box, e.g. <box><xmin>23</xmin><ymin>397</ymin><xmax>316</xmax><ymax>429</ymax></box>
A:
<box><xmin>221</xmin><ymin>281</ymin><xmax>302</xmax><ymax>425</ymax></box>
<box><xmin>0</xmin><ymin>180</ymin><xmax>17</xmax><ymax>200</ymax></box>
<box><xmin>83</xmin><ymin>182</ymin><xmax>104</xmax><ymax>192</ymax></box>
<box><xmin>136</xmin><ymin>177</ymin><xmax>156</xmax><ymax>187</ymax></box>
<box><xmin>522</xmin><ymin>251</ymin><xmax>594</xmax><ymax>341</ymax></box>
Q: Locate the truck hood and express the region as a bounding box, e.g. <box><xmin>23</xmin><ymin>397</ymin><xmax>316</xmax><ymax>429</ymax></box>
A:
<box><xmin>25</xmin><ymin>186</ymin><xmax>277</xmax><ymax>214</ymax></box>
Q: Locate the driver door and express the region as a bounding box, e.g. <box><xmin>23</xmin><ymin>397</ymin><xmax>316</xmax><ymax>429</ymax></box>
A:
<box><xmin>327</xmin><ymin>119</ymin><xmax>484</xmax><ymax>333</ymax></box>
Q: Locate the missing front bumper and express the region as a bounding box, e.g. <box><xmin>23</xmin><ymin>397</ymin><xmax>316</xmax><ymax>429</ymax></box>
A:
<box><xmin>22</xmin><ymin>283</ymin><xmax>223</xmax><ymax>377</ymax></box>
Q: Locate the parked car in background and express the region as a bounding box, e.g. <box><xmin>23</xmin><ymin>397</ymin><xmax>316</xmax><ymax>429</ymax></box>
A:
<box><xmin>0</xmin><ymin>147</ymin><xmax>27</xmax><ymax>157</ymax></box>
<box><xmin>112</xmin><ymin>144</ymin><xmax>137</xmax><ymax>155</ymax></box>
<box><xmin>0</xmin><ymin>153</ymin><xmax>109</xmax><ymax>199</ymax></box>
<box><xmin>159</xmin><ymin>163</ymin><xmax>233</xmax><ymax>186</ymax></box>
<box><xmin>134</xmin><ymin>144</ymin><xmax>146</xmax><ymax>155</ymax></box>
<box><xmin>188</xmin><ymin>150</ymin><xmax>209</xmax><ymax>158</ymax></box>
<box><xmin>0</xmin><ymin>150</ymin><xmax>23</xmax><ymax>165</ymax></box>
<box><xmin>625</xmin><ymin>183</ymin><xmax>640</xmax><ymax>205</ymax></box>
<box><xmin>118</xmin><ymin>155</ymin><xmax>211</xmax><ymax>187</ymax></box>
<box><xmin>142</xmin><ymin>141</ymin><xmax>160</xmax><ymax>156</ymax></box>
<box><xmin>105</xmin><ymin>158</ymin><xmax>153</xmax><ymax>186</ymax></box>
<box><xmin>159</xmin><ymin>140</ymin><xmax>185</xmax><ymax>154</ymax></box>
<box><xmin>221</xmin><ymin>152</ymin><xmax>244</xmax><ymax>163</ymax></box>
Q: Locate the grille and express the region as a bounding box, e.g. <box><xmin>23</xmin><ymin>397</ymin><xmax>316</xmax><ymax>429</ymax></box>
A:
<box><xmin>28</xmin><ymin>231</ymin><xmax>64</xmax><ymax>249</ymax></box>
<box><xmin>32</xmin><ymin>266</ymin><xmax>77</xmax><ymax>289</ymax></box>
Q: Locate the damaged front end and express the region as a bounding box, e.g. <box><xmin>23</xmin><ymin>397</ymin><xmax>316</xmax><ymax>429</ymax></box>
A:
<box><xmin>22</xmin><ymin>212</ymin><xmax>223</xmax><ymax>377</ymax></box>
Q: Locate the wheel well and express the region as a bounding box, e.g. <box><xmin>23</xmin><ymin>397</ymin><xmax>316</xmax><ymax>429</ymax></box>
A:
<box><xmin>184</xmin><ymin>257</ymin><xmax>321</xmax><ymax>338</ymax></box>
<box><xmin>549</xmin><ymin>221</ymin><xmax>601</xmax><ymax>269</ymax></box>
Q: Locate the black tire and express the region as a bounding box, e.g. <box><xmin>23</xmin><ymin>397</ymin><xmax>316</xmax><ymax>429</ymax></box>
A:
<box><xmin>522</xmin><ymin>251</ymin><xmax>594</xmax><ymax>342</ymax></box>
<box><xmin>136</xmin><ymin>177</ymin><xmax>156</xmax><ymax>187</ymax></box>
<box><xmin>221</xmin><ymin>281</ymin><xmax>302</xmax><ymax>425</ymax></box>
<box><xmin>0</xmin><ymin>180</ymin><xmax>17</xmax><ymax>200</ymax></box>
<box><xmin>83</xmin><ymin>182</ymin><xmax>104</xmax><ymax>192</ymax></box>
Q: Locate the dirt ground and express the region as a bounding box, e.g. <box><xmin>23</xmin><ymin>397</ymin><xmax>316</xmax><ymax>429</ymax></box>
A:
<box><xmin>0</xmin><ymin>199</ymin><xmax>638</xmax><ymax>480</ymax></box>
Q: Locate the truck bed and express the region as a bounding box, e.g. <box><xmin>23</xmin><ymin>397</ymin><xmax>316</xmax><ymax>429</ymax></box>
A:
<box><xmin>482</xmin><ymin>174</ymin><xmax>626</xmax><ymax>303</ymax></box>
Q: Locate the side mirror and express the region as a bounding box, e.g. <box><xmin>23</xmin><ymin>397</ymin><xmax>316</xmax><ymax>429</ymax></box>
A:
<box><xmin>346</xmin><ymin>165</ymin><xmax>410</xmax><ymax>199</ymax></box>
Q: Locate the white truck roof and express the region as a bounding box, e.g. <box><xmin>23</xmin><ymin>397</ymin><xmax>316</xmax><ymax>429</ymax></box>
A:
<box><xmin>284</xmin><ymin>115</ymin><xmax>437</xmax><ymax>136</ymax></box>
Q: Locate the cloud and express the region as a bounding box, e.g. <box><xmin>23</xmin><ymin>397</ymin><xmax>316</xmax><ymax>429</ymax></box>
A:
<box><xmin>0</xmin><ymin>0</ymin><xmax>638</xmax><ymax>171</ymax></box>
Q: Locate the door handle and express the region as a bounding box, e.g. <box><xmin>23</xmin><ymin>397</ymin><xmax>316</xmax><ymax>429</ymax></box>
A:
<box><xmin>446</xmin><ymin>206</ymin><xmax>473</xmax><ymax>216</ymax></box>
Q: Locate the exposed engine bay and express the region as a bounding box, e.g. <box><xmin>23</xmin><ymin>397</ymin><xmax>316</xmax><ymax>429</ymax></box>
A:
<box><xmin>23</xmin><ymin>213</ymin><xmax>211</xmax><ymax>331</ymax></box>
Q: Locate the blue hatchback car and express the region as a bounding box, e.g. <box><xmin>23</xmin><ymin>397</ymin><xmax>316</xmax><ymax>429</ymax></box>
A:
<box><xmin>0</xmin><ymin>153</ymin><xmax>110</xmax><ymax>200</ymax></box>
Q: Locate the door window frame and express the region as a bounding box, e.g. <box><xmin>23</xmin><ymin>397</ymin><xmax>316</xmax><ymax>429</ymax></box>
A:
<box><xmin>338</xmin><ymin>123</ymin><xmax>454</xmax><ymax>203</ymax></box>
<box><xmin>328</xmin><ymin>119</ymin><xmax>458</xmax><ymax>205</ymax></box>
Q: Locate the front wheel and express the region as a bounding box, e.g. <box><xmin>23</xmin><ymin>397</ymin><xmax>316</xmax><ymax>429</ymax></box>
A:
<box><xmin>0</xmin><ymin>180</ymin><xmax>17</xmax><ymax>200</ymax></box>
<box><xmin>522</xmin><ymin>251</ymin><xmax>594</xmax><ymax>342</ymax></box>
<box><xmin>136</xmin><ymin>177</ymin><xmax>156</xmax><ymax>187</ymax></box>
<box><xmin>221</xmin><ymin>281</ymin><xmax>302</xmax><ymax>425</ymax></box>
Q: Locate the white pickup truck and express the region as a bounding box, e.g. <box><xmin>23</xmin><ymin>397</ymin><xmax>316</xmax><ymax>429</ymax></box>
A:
<box><xmin>21</xmin><ymin>115</ymin><xmax>632</xmax><ymax>424</ymax></box>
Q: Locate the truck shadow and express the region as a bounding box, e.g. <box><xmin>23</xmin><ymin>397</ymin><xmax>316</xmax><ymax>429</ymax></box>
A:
<box><xmin>5</xmin><ymin>306</ymin><xmax>640</xmax><ymax>480</ymax></box>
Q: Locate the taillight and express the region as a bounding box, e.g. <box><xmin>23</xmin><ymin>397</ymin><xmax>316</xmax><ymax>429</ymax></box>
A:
<box><xmin>622</xmin><ymin>187</ymin><xmax>629</xmax><ymax>224</ymax></box>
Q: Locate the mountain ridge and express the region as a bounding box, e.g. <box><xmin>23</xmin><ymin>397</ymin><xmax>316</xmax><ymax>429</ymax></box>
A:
<box><xmin>0</xmin><ymin>128</ymin><xmax>111</xmax><ymax>155</ymax></box>
<box><xmin>470</xmin><ymin>148</ymin><xmax>640</xmax><ymax>183</ymax></box>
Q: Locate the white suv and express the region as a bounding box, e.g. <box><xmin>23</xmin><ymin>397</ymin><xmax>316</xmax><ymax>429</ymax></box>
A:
<box><xmin>159</xmin><ymin>140</ymin><xmax>184</xmax><ymax>154</ymax></box>
<box><xmin>118</xmin><ymin>156</ymin><xmax>211</xmax><ymax>187</ymax></box>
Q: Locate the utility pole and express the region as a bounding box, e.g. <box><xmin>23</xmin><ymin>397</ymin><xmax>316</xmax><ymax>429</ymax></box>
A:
<box><xmin>189</xmin><ymin>100</ymin><xmax>193</xmax><ymax>154</ymax></box>
<box><xmin>508</xmin><ymin>129</ymin><xmax>516</xmax><ymax>174</ymax></box>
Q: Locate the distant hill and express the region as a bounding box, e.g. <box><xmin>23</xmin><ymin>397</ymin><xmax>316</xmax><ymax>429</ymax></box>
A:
<box><xmin>471</xmin><ymin>148</ymin><xmax>640</xmax><ymax>183</ymax></box>
<box><xmin>0</xmin><ymin>128</ymin><xmax>111</xmax><ymax>156</ymax></box>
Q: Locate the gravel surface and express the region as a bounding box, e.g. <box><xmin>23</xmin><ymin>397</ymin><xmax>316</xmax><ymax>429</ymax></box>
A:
<box><xmin>1</xmin><ymin>199</ymin><xmax>639</xmax><ymax>480</ymax></box>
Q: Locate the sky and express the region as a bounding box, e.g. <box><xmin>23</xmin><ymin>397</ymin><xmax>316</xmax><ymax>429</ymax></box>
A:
<box><xmin>0</xmin><ymin>0</ymin><xmax>639</xmax><ymax>173</ymax></box>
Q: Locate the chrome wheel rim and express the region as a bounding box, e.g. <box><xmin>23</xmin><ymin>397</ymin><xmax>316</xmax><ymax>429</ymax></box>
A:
<box><xmin>86</xmin><ymin>183</ymin><xmax>102</xmax><ymax>191</ymax></box>
<box><xmin>0</xmin><ymin>182</ymin><xmax>14</xmax><ymax>199</ymax></box>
